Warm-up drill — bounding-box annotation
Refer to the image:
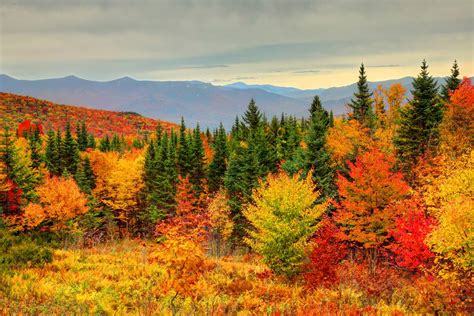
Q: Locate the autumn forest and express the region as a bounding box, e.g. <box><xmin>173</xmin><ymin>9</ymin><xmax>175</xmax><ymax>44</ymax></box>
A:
<box><xmin>0</xmin><ymin>60</ymin><xmax>473</xmax><ymax>314</ymax></box>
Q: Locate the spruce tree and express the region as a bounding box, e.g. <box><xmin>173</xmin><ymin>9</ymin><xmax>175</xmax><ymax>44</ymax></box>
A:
<box><xmin>63</xmin><ymin>121</ymin><xmax>80</xmax><ymax>174</ymax></box>
<box><xmin>99</xmin><ymin>135</ymin><xmax>111</xmax><ymax>152</ymax></box>
<box><xmin>76</xmin><ymin>121</ymin><xmax>88</xmax><ymax>151</ymax></box>
<box><xmin>348</xmin><ymin>63</ymin><xmax>375</xmax><ymax>128</ymax></box>
<box><xmin>309</xmin><ymin>96</ymin><xmax>323</xmax><ymax>120</ymax></box>
<box><xmin>304</xmin><ymin>103</ymin><xmax>336</xmax><ymax>199</ymax></box>
<box><xmin>395</xmin><ymin>60</ymin><xmax>441</xmax><ymax>169</ymax></box>
<box><xmin>189</xmin><ymin>124</ymin><xmax>206</xmax><ymax>199</ymax></box>
<box><xmin>74</xmin><ymin>161</ymin><xmax>90</xmax><ymax>194</ymax></box>
<box><xmin>28</xmin><ymin>127</ymin><xmax>42</xmax><ymax>169</ymax></box>
<box><xmin>242</xmin><ymin>99</ymin><xmax>262</xmax><ymax>135</ymax></box>
<box><xmin>440</xmin><ymin>60</ymin><xmax>461</xmax><ymax>101</ymax></box>
<box><xmin>83</xmin><ymin>156</ymin><xmax>96</xmax><ymax>191</ymax></box>
<box><xmin>208</xmin><ymin>123</ymin><xmax>228</xmax><ymax>193</ymax></box>
<box><xmin>224</xmin><ymin>142</ymin><xmax>260</xmax><ymax>238</ymax></box>
<box><xmin>177</xmin><ymin>118</ymin><xmax>192</xmax><ymax>176</ymax></box>
<box><xmin>45</xmin><ymin>130</ymin><xmax>60</xmax><ymax>175</ymax></box>
<box><xmin>0</xmin><ymin>128</ymin><xmax>39</xmax><ymax>212</ymax></box>
<box><xmin>87</xmin><ymin>134</ymin><xmax>96</xmax><ymax>149</ymax></box>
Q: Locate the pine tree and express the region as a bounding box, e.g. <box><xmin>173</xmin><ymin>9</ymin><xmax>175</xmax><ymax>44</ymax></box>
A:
<box><xmin>76</xmin><ymin>121</ymin><xmax>88</xmax><ymax>151</ymax></box>
<box><xmin>0</xmin><ymin>128</ymin><xmax>39</xmax><ymax>212</ymax></box>
<box><xmin>230</xmin><ymin>116</ymin><xmax>242</xmax><ymax>141</ymax></box>
<box><xmin>440</xmin><ymin>60</ymin><xmax>461</xmax><ymax>101</ymax></box>
<box><xmin>28</xmin><ymin>127</ymin><xmax>42</xmax><ymax>169</ymax></box>
<box><xmin>99</xmin><ymin>135</ymin><xmax>111</xmax><ymax>152</ymax></box>
<box><xmin>56</xmin><ymin>129</ymin><xmax>65</xmax><ymax>173</ymax></box>
<box><xmin>87</xmin><ymin>134</ymin><xmax>96</xmax><ymax>149</ymax></box>
<box><xmin>309</xmin><ymin>96</ymin><xmax>323</xmax><ymax>120</ymax></box>
<box><xmin>177</xmin><ymin>118</ymin><xmax>192</xmax><ymax>176</ymax></box>
<box><xmin>242</xmin><ymin>99</ymin><xmax>262</xmax><ymax>135</ymax></box>
<box><xmin>224</xmin><ymin>142</ymin><xmax>260</xmax><ymax>239</ymax></box>
<box><xmin>304</xmin><ymin>102</ymin><xmax>336</xmax><ymax>199</ymax></box>
<box><xmin>348</xmin><ymin>63</ymin><xmax>375</xmax><ymax>128</ymax></box>
<box><xmin>189</xmin><ymin>124</ymin><xmax>206</xmax><ymax>199</ymax></box>
<box><xmin>63</xmin><ymin>121</ymin><xmax>80</xmax><ymax>174</ymax></box>
<box><xmin>74</xmin><ymin>161</ymin><xmax>90</xmax><ymax>194</ymax></box>
<box><xmin>208</xmin><ymin>123</ymin><xmax>228</xmax><ymax>193</ymax></box>
<box><xmin>83</xmin><ymin>156</ymin><xmax>96</xmax><ymax>191</ymax></box>
<box><xmin>45</xmin><ymin>130</ymin><xmax>60</xmax><ymax>175</ymax></box>
<box><xmin>395</xmin><ymin>60</ymin><xmax>441</xmax><ymax>169</ymax></box>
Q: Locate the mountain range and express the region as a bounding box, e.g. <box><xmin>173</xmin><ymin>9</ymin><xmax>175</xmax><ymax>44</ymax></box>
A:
<box><xmin>1</xmin><ymin>74</ymin><xmax>470</xmax><ymax>128</ymax></box>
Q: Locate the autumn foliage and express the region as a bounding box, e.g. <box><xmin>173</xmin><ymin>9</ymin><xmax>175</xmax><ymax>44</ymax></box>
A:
<box><xmin>23</xmin><ymin>177</ymin><xmax>88</xmax><ymax>231</ymax></box>
<box><xmin>334</xmin><ymin>147</ymin><xmax>410</xmax><ymax>249</ymax></box>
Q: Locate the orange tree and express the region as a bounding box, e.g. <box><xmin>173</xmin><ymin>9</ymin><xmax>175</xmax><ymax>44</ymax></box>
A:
<box><xmin>334</xmin><ymin>147</ymin><xmax>410</xmax><ymax>270</ymax></box>
<box><xmin>22</xmin><ymin>176</ymin><xmax>88</xmax><ymax>231</ymax></box>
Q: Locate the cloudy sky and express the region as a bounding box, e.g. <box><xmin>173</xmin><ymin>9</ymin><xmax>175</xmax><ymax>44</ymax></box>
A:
<box><xmin>1</xmin><ymin>0</ymin><xmax>472</xmax><ymax>88</ymax></box>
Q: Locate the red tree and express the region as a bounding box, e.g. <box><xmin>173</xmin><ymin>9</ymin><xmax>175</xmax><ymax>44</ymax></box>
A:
<box><xmin>388</xmin><ymin>196</ymin><xmax>435</xmax><ymax>271</ymax></box>
<box><xmin>17</xmin><ymin>120</ymin><xmax>43</xmax><ymax>138</ymax></box>
<box><xmin>304</xmin><ymin>218</ymin><xmax>349</xmax><ymax>288</ymax></box>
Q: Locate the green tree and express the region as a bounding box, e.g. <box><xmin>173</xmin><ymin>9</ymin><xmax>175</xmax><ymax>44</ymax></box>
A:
<box><xmin>304</xmin><ymin>98</ymin><xmax>336</xmax><ymax>199</ymax></box>
<box><xmin>208</xmin><ymin>123</ymin><xmax>228</xmax><ymax>193</ymax></box>
<box><xmin>395</xmin><ymin>60</ymin><xmax>442</xmax><ymax>169</ymax></box>
<box><xmin>0</xmin><ymin>129</ymin><xmax>40</xmax><ymax>212</ymax></box>
<box><xmin>63</xmin><ymin>121</ymin><xmax>80</xmax><ymax>174</ymax></box>
<box><xmin>177</xmin><ymin>118</ymin><xmax>192</xmax><ymax>177</ymax></box>
<box><xmin>45</xmin><ymin>130</ymin><xmax>60</xmax><ymax>175</ymax></box>
<box><xmin>243</xmin><ymin>171</ymin><xmax>326</xmax><ymax>277</ymax></box>
<box><xmin>440</xmin><ymin>60</ymin><xmax>461</xmax><ymax>101</ymax></box>
<box><xmin>348</xmin><ymin>63</ymin><xmax>375</xmax><ymax>128</ymax></box>
<box><xmin>189</xmin><ymin>124</ymin><xmax>206</xmax><ymax>199</ymax></box>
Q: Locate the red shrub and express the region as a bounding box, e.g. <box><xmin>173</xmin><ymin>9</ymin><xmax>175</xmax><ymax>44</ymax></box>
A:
<box><xmin>304</xmin><ymin>218</ymin><xmax>349</xmax><ymax>288</ymax></box>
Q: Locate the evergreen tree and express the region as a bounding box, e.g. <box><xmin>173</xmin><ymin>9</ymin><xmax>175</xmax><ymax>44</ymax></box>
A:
<box><xmin>395</xmin><ymin>60</ymin><xmax>441</xmax><ymax>169</ymax></box>
<box><xmin>304</xmin><ymin>103</ymin><xmax>336</xmax><ymax>199</ymax></box>
<box><xmin>28</xmin><ymin>127</ymin><xmax>42</xmax><ymax>169</ymax></box>
<box><xmin>56</xmin><ymin>129</ymin><xmax>65</xmax><ymax>173</ymax></box>
<box><xmin>309</xmin><ymin>96</ymin><xmax>323</xmax><ymax>120</ymax></box>
<box><xmin>348</xmin><ymin>63</ymin><xmax>375</xmax><ymax>128</ymax></box>
<box><xmin>74</xmin><ymin>161</ymin><xmax>90</xmax><ymax>194</ymax></box>
<box><xmin>208</xmin><ymin>123</ymin><xmax>228</xmax><ymax>193</ymax></box>
<box><xmin>0</xmin><ymin>128</ymin><xmax>39</xmax><ymax>212</ymax></box>
<box><xmin>230</xmin><ymin>116</ymin><xmax>242</xmax><ymax>140</ymax></box>
<box><xmin>189</xmin><ymin>124</ymin><xmax>206</xmax><ymax>199</ymax></box>
<box><xmin>177</xmin><ymin>118</ymin><xmax>192</xmax><ymax>176</ymax></box>
<box><xmin>76</xmin><ymin>121</ymin><xmax>88</xmax><ymax>151</ymax></box>
<box><xmin>440</xmin><ymin>60</ymin><xmax>461</xmax><ymax>101</ymax></box>
<box><xmin>224</xmin><ymin>142</ymin><xmax>260</xmax><ymax>239</ymax></box>
<box><xmin>99</xmin><ymin>135</ymin><xmax>111</xmax><ymax>152</ymax></box>
<box><xmin>87</xmin><ymin>134</ymin><xmax>96</xmax><ymax>149</ymax></box>
<box><xmin>45</xmin><ymin>130</ymin><xmax>60</xmax><ymax>175</ymax></box>
<box><xmin>242</xmin><ymin>99</ymin><xmax>262</xmax><ymax>135</ymax></box>
<box><xmin>63</xmin><ymin>121</ymin><xmax>80</xmax><ymax>174</ymax></box>
<box><xmin>83</xmin><ymin>156</ymin><xmax>96</xmax><ymax>191</ymax></box>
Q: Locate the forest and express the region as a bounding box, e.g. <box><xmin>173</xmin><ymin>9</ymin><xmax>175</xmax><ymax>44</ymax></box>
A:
<box><xmin>0</xmin><ymin>61</ymin><xmax>472</xmax><ymax>314</ymax></box>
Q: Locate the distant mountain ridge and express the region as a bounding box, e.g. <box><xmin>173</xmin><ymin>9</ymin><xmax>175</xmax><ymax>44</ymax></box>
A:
<box><xmin>1</xmin><ymin>74</ymin><xmax>471</xmax><ymax>128</ymax></box>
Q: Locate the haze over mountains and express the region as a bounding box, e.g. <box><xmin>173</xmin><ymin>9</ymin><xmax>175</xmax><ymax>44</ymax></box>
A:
<box><xmin>1</xmin><ymin>74</ymin><xmax>470</xmax><ymax>128</ymax></box>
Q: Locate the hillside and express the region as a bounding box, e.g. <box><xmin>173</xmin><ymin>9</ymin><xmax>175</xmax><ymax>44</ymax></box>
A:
<box><xmin>0</xmin><ymin>92</ymin><xmax>177</xmax><ymax>137</ymax></box>
<box><xmin>0</xmin><ymin>75</ymin><xmax>308</xmax><ymax>128</ymax></box>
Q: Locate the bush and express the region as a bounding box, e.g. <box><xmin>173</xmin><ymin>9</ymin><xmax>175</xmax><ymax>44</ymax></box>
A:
<box><xmin>0</xmin><ymin>229</ymin><xmax>53</xmax><ymax>271</ymax></box>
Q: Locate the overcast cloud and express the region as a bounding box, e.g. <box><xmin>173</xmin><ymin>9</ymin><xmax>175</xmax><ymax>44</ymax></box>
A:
<box><xmin>1</xmin><ymin>0</ymin><xmax>472</xmax><ymax>88</ymax></box>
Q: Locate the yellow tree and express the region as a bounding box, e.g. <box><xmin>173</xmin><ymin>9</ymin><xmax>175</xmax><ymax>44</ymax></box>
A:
<box><xmin>207</xmin><ymin>190</ymin><xmax>234</xmax><ymax>256</ymax></box>
<box><xmin>326</xmin><ymin>119</ymin><xmax>372</xmax><ymax>169</ymax></box>
<box><xmin>23</xmin><ymin>176</ymin><xmax>88</xmax><ymax>231</ymax></box>
<box><xmin>373</xmin><ymin>85</ymin><xmax>387</xmax><ymax>127</ymax></box>
<box><xmin>243</xmin><ymin>171</ymin><xmax>327</xmax><ymax>277</ymax></box>
<box><xmin>425</xmin><ymin>151</ymin><xmax>473</xmax><ymax>282</ymax></box>
<box><xmin>384</xmin><ymin>83</ymin><xmax>406</xmax><ymax>126</ymax></box>
<box><xmin>439</xmin><ymin>77</ymin><xmax>473</xmax><ymax>158</ymax></box>
<box><xmin>102</xmin><ymin>155</ymin><xmax>144</xmax><ymax>225</ymax></box>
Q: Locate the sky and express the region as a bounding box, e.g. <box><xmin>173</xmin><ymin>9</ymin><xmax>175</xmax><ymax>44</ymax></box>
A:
<box><xmin>1</xmin><ymin>0</ymin><xmax>473</xmax><ymax>89</ymax></box>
